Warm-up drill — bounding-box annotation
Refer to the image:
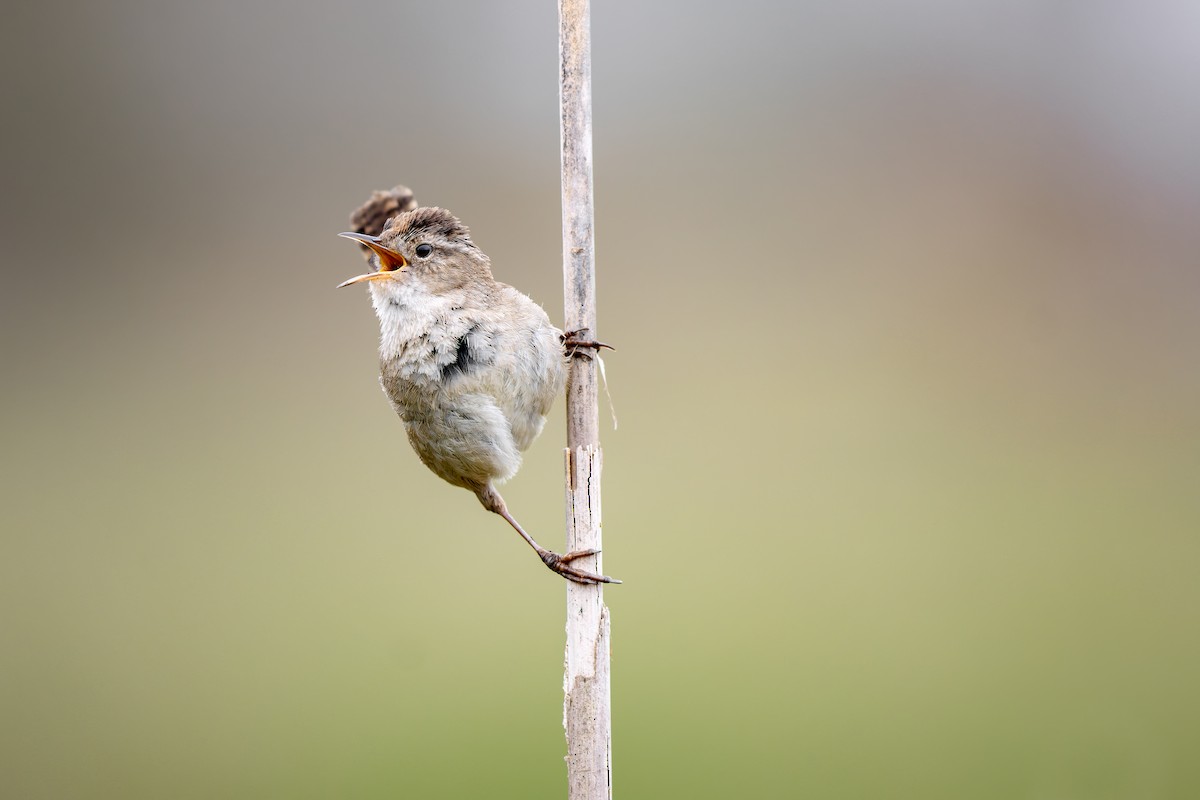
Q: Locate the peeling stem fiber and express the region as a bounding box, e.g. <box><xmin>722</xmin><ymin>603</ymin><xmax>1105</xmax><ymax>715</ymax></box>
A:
<box><xmin>559</xmin><ymin>0</ymin><xmax>612</xmax><ymax>798</ymax></box>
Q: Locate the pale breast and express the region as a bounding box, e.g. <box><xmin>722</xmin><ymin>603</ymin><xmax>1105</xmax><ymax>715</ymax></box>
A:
<box><xmin>372</xmin><ymin>280</ymin><xmax>565</xmax><ymax>457</ymax></box>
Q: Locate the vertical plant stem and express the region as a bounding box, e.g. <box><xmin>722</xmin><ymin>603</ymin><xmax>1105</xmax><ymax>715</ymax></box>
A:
<box><xmin>559</xmin><ymin>1</ymin><xmax>612</xmax><ymax>799</ymax></box>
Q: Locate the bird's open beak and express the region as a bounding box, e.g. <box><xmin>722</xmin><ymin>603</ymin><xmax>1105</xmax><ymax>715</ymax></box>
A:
<box><xmin>336</xmin><ymin>232</ymin><xmax>409</xmax><ymax>288</ymax></box>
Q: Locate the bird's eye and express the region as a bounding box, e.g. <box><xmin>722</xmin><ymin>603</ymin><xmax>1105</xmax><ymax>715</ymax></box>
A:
<box><xmin>415</xmin><ymin>243</ymin><xmax>433</xmax><ymax>258</ymax></box>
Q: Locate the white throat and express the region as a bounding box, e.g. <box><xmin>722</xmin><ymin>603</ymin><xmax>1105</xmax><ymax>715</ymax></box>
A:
<box><xmin>369</xmin><ymin>278</ymin><xmax>459</xmax><ymax>359</ymax></box>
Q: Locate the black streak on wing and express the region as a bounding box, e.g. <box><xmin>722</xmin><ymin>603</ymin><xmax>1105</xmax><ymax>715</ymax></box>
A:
<box><xmin>441</xmin><ymin>324</ymin><xmax>479</xmax><ymax>381</ymax></box>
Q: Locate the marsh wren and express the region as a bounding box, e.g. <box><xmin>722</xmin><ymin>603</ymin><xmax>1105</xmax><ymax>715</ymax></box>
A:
<box><xmin>338</xmin><ymin>187</ymin><xmax>618</xmax><ymax>585</ymax></box>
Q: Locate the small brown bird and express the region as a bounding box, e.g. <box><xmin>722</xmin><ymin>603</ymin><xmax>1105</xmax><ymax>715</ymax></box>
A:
<box><xmin>338</xmin><ymin>187</ymin><xmax>618</xmax><ymax>585</ymax></box>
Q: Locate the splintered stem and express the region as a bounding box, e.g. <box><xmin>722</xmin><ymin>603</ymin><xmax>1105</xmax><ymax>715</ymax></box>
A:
<box><xmin>561</xmin><ymin>0</ymin><xmax>612</xmax><ymax>797</ymax></box>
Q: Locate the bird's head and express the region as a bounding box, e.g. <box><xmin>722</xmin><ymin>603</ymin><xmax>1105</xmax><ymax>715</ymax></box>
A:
<box><xmin>337</xmin><ymin>206</ymin><xmax>493</xmax><ymax>295</ymax></box>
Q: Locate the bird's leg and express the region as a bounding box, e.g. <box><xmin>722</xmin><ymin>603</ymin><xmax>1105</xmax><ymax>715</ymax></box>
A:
<box><xmin>561</xmin><ymin>328</ymin><xmax>614</xmax><ymax>361</ymax></box>
<box><xmin>479</xmin><ymin>486</ymin><xmax>620</xmax><ymax>585</ymax></box>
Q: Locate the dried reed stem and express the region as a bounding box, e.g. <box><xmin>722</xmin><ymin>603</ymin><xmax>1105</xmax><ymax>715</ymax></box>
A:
<box><xmin>559</xmin><ymin>1</ymin><xmax>612</xmax><ymax>798</ymax></box>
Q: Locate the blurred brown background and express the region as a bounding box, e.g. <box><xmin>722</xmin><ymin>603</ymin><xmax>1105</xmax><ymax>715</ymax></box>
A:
<box><xmin>2</xmin><ymin>1</ymin><xmax>1198</xmax><ymax>797</ymax></box>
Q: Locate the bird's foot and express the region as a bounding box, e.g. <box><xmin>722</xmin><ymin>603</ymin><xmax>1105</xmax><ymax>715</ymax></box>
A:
<box><xmin>561</xmin><ymin>328</ymin><xmax>615</xmax><ymax>361</ymax></box>
<box><xmin>539</xmin><ymin>548</ymin><xmax>622</xmax><ymax>585</ymax></box>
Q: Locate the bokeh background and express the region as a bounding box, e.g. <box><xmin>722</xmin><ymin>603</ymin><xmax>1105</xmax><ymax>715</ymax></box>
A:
<box><xmin>3</xmin><ymin>1</ymin><xmax>1198</xmax><ymax>797</ymax></box>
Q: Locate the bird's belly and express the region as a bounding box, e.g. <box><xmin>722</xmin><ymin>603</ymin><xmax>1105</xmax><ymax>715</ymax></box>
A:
<box><xmin>382</xmin><ymin>344</ymin><xmax>557</xmax><ymax>456</ymax></box>
<box><xmin>400</xmin><ymin>392</ymin><xmax>524</xmax><ymax>489</ymax></box>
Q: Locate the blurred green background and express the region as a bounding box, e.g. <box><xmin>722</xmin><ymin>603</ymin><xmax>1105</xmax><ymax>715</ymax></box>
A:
<box><xmin>2</xmin><ymin>1</ymin><xmax>1198</xmax><ymax>797</ymax></box>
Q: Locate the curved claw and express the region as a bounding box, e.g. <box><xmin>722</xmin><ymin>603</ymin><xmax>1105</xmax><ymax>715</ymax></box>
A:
<box><xmin>540</xmin><ymin>549</ymin><xmax>622</xmax><ymax>585</ymax></box>
<box><xmin>561</xmin><ymin>328</ymin><xmax>615</xmax><ymax>359</ymax></box>
<box><xmin>559</xmin><ymin>548</ymin><xmax>600</xmax><ymax>563</ymax></box>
